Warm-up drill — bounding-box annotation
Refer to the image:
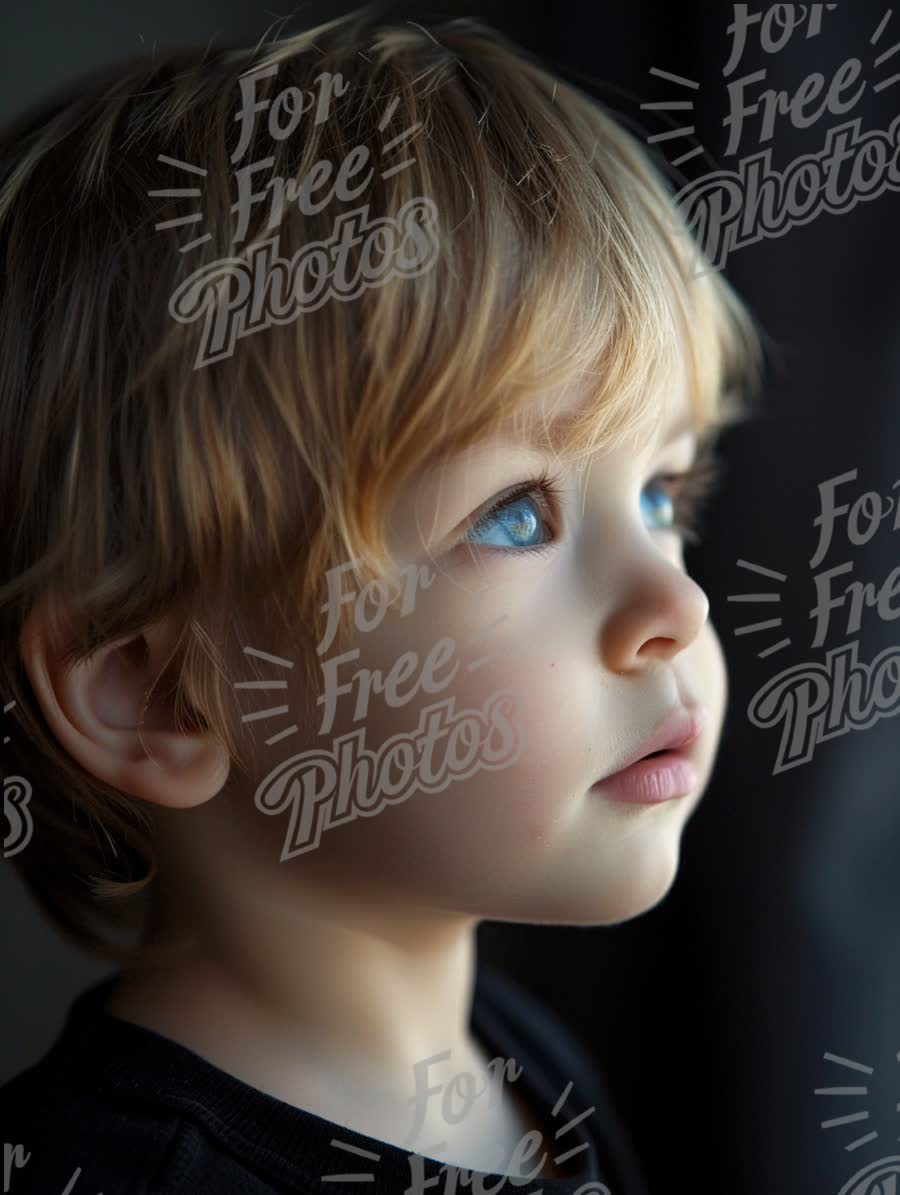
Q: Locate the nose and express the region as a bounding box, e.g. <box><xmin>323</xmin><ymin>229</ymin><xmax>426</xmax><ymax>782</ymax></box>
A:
<box><xmin>600</xmin><ymin>548</ymin><xmax>710</xmax><ymax>675</ymax></box>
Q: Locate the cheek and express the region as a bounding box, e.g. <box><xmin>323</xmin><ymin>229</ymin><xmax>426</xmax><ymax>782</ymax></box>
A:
<box><xmin>683</xmin><ymin>620</ymin><xmax>728</xmax><ymax>771</ymax></box>
<box><xmin>374</xmin><ymin>644</ymin><xmax>591</xmax><ymax>853</ymax></box>
<box><xmin>308</xmin><ymin>625</ymin><xmax>580</xmax><ymax>866</ymax></box>
<box><xmin>702</xmin><ymin>621</ymin><xmax>727</xmax><ymax>725</ymax></box>
<box><xmin>464</xmin><ymin>646</ymin><xmax>586</xmax><ymax>749</ymax></box>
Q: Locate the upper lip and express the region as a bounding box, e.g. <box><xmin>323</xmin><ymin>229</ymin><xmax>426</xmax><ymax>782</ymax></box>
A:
<box><xmin>598</xmin><ymin>705</ymin><xmax>707</xmax><ymax>781</ymax></box>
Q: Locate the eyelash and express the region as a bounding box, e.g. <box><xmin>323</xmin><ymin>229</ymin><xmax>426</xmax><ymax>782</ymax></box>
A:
<box><xmin>458</xmin><ymin>441</ymin><xmax>723</xmax><ymax>559</ymax></box>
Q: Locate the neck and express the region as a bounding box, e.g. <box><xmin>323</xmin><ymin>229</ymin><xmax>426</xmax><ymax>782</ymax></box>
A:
<box><xmin>107</xmin><ymin>845</ymin><xmax>486</xmax><ymax>1118</ymax></box>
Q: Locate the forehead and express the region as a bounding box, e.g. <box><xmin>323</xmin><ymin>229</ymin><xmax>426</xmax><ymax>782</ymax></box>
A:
<box><xmin>505</xmin><ymin>347</ymin><xmax>694</xmax><ymax>460</ymax></box>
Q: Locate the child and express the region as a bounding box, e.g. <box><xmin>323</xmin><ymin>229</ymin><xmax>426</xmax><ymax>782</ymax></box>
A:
<box><xmin>0</xmin><ymin>5</ymin><xmax>762</xmax><ymax>1192</ymax></box>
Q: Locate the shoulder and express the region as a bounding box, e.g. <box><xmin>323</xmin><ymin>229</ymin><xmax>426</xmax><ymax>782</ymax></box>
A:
<box><xmin>0</xmin><ymin>979</ymin><xmax>313</xmax><ymax>1195</ymax></box>
<box><xmin>0</xmin><ymin>1052</ymin><xmax>185</xmax><ymax>1193</ymax></box>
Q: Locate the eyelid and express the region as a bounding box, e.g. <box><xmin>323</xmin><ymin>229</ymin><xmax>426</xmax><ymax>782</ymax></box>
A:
<box><xmin>652</xmin><ymin>432</ymin><xmax>701</xmax><ymax>475</ymax></box>
<box><xmin>469</xmin><ymin>470</ymin><xmax>559</xmax><ymax>530</ymax></box>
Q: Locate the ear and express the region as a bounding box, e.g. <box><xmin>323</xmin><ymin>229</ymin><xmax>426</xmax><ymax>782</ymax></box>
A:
<box><xmin>18</xmin><ymin>602</ymin><xmax>231</xmax><ymax>808</ymax></box>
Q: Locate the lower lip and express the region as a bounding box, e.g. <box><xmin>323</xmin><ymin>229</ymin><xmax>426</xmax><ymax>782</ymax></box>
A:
<box><xmin>591</xmin><ymin>750</ymin><xmax>698</xmax><ymax>804</ymax></box>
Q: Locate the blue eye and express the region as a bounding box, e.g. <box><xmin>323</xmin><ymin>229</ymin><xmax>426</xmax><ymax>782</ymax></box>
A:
<box><xmin>641</xmin><ymin>478</ymin><xmax>677</xmax><ymax>531</ymax></box>
<box><xmin>466</xmin><ymin>493</ymin><xmax>549</xmax><ymax>551</ymax></box>
<box><xmin>462</xmin><ymin>471</ymin><xmax>562</xmax><ymax>557</ymax></box>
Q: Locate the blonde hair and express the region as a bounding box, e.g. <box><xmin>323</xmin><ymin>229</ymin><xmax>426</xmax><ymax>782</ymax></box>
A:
<box><xmin>0</xmin><ymin>4</ymin><xmax>763</xmax><ymax>960</ymax></box>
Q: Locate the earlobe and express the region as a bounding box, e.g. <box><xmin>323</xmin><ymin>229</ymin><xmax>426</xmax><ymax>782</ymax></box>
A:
<box><xmin>18</xmin><ymin>603</ymin><xmax>231</xmax><ymax>809</ymax></box>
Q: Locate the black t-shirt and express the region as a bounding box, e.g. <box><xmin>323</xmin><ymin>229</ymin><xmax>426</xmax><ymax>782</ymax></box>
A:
<box><xmin>0</xmin><ymin>962</ymin><xmax>650</xmax><ymax>1194</ymax></box>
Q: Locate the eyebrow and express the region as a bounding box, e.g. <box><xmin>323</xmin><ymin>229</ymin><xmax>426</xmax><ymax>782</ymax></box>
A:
<box><xmin>512</xmin><ymin>407</ymin><xmax>584</xmax><ymax>450</ymax></box>
<box><xmin>512</xmin><ymin>406</ymin><xmax>698</xmax><ymax>453</ymax></box>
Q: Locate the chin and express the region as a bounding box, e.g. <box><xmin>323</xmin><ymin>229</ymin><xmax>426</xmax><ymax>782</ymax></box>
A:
<box><xmin>611</xmin><ymin>840</ymin><xmax>683</xmax><ymax>923</ymax></box>
<box><xmin>573</xmin><ymin>834</ymin><xmax>684</xmax><ymax>927</ymax></box>
<box><xmin>495</xmin><ymin>841</ymin><xmax>684</xmax><ymax>927</ymax></box>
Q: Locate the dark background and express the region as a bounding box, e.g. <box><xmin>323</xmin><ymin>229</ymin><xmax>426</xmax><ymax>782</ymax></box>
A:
<box><xmin>3</xmin><ymin>2</ymin><xmax>900</xmax><ymax>1192</ymax></box>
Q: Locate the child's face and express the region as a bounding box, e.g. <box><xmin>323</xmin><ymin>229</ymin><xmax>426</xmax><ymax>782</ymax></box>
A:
<box><xmin>250</xmin><ymin>355</ymin><xmax>726</xmax><ymax>926</ymax></box>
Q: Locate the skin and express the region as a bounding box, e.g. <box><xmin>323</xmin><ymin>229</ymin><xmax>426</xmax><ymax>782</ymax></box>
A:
<box><xmin>20</xmin><ymin>347</ymin><xmax>727</xmax><ymax>1178</ymax></box>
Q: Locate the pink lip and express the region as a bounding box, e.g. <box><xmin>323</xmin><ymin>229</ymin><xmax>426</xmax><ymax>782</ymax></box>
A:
<box><xmin>591</xmin><ymin>706</ymin><xmax>706</xmax><ymax>805</ymax></box>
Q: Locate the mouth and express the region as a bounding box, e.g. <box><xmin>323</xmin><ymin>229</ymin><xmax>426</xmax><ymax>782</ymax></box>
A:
<box><xmin>591</xmin><ymin>706</ymin><xmax>706</xmax><ymax>805</ymax></box>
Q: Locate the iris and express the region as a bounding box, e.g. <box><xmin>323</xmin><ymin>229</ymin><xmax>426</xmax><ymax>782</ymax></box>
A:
<box><xmin>467</xmin><ymin>494</ymin><xmax>545</xmax><ymax>550</ymax></box>
<box><xmin>640</xmin><ymin>479</ymin><xmax>675</xmax><ymax>531</ymax></box>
